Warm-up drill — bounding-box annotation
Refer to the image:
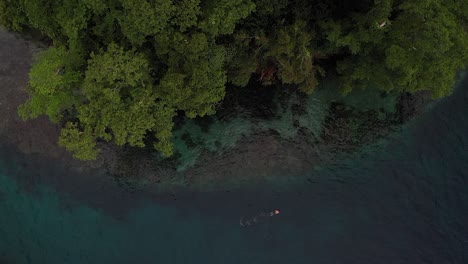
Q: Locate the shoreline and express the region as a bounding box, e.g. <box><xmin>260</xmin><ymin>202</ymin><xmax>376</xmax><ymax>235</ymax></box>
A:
<box><xmin>0</xmin><ymin>26</ymin><xmax>433</xmax><ymax>196</ymax></box>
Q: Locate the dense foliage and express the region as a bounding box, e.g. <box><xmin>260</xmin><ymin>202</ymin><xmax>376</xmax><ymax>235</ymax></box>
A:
<box><xmin>1</xmin><ymin>0</ymin><xmax>467</xmax><ymax>160</ymax></box>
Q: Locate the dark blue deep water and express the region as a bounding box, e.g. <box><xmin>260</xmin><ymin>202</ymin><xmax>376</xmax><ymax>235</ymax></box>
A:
<box><xmin>0</xmin><ymin>75</ymin><xmax>467</xmax><ymax>263</ymax></box>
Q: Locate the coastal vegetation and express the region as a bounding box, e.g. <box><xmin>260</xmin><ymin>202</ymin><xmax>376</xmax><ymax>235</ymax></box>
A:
<box><xmin>1</xmin><ymin>0</ymin><xmax>467</xmax><ymax>160</ymax></box>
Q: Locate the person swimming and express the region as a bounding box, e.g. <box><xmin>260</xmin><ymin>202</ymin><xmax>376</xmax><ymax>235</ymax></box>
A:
<box><xmin>240</xmin><ymin>209</ymin><xmax>280</xmax><ymax>227</ymax></box>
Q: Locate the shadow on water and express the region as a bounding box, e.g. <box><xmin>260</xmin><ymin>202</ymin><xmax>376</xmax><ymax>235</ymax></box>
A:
<box><xmin>0</xmin><ymin>77</ymin><xmax>467</xmax><ymax>263</ymax></box>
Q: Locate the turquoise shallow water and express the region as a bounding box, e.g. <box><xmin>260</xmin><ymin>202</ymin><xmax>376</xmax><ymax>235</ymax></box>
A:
<box><xmin>0</xmin><ymin>75</ymin><xmax>467</xmax><ymax>263</ymax></box>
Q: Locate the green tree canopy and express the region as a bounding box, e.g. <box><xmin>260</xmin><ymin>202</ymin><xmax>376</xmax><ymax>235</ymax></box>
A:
<box><xmin>1</xmin><ymin>0</ymin><xmax>466</xmax><ymax>160</ymax></box>
<box><xmin>7</xmin><ymin>0</ymin><xmax>253</xmax><ymax>159</ymax></box>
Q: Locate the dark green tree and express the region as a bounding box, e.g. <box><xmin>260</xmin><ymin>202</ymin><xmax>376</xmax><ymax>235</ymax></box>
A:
<box><xmin>321</xmin><ymin>0</ymin><xmax>468</xmax><ymax>97</ymax></box>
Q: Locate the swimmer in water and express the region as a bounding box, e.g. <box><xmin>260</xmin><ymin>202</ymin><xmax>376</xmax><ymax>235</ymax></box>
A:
<box><xmin>240</xmin><ymin>209</ymin><xmax>280</xmax><ymax>227</ymax></box>
<box><xmin>270</xmin><ymin>209</ymin><xmax>280</xmax><ymax>216</ymax></box>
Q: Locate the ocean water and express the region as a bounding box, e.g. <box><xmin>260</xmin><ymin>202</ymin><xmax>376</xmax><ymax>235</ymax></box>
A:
<box><xmin>1</xmin><ymin>72</ymin><xmax>467</xmax><ymax>263</ymax></box>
